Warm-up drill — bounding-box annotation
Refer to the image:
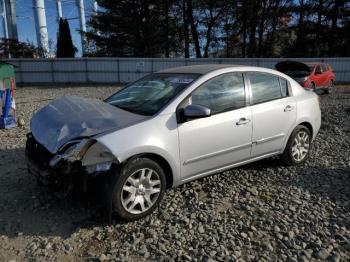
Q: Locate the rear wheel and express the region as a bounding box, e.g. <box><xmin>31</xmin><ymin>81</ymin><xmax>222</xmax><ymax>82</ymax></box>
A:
<box><xmin>111</xmin><ymin>158</ymin><xmax>166</xmax><ymax>221</ymax></box>
<box><xmin>281</xmin><ymin>125</ymin><xmax>312</xmax><ymax>166</ymax></box>
<box><xmin>325</xmin><ymin>80</ymin><xmax>334</xmax><ymax>94</ymax></box>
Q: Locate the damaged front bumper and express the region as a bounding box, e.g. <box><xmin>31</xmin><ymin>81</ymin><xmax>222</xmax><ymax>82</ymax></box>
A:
<box><xmin>25</xmin><ymin>133</ymin><xmax>117</xmax><ymax>193</ymax></box>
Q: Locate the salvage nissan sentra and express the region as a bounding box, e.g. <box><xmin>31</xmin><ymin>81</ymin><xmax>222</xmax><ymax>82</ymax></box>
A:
<box><xmin>26</xmin><ymin>64</ymin><xmax>321</xmax><ymax>221</ymax></box>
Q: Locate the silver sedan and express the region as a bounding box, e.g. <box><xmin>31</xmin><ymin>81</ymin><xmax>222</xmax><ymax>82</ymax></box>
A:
<box><xmin>26</xmin><ymin>64</ymin><xmax>321</xmax><ymax>220</ymax></box>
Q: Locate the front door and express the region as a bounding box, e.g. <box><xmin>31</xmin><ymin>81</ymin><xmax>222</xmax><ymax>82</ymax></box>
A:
<box><xmin>246</xmin><ymin>72</ymin><xmax>297</xmax><ymax>157</ymax></box>
<box><xmin>177</xmin><ymin>72</ymin><xmax>252</xmax><ymax>179</ymax></box>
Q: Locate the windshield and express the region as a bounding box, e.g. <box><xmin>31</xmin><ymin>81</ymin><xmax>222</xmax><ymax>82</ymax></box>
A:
<box><xmin>105</xmin><ymin>73</ymin><xmax>200</xmax><ymax>116</ymax></box>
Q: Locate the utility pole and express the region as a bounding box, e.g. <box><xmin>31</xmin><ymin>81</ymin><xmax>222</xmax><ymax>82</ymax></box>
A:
<box><xmin>33</xmin><ymin>0</ymin><xmax>49</xmax><ymax>57</ymax></box>
<box><xmin>1</xmin><ymin>0</ymin><xmax>9</xmax><ymax>39</ymax></box>
<box><xmin>1</xmin><ymin>0</ymin><xmax>9</xmax><ymax>58</ymax></box>
<box><xmin>1</xmin><ymin>0</ymin><xmax>17</xmax><ymax>58</ymax></box>
<box><xmin>56</xmin><ymin>0</ymin><xmax>63</xmax><ymax>22</ymax></box>
<box><xmin>6</xmin><ymin>0</ymin><xmax>17</xmax><ymax>39</ymax></box>
<box><xmin>1</xmin><ymin>0</ymin><xmax>17</xmax><ymax>40</ymax></box>
<box><xmin>92</xmin><ymin>0</ymin><xmax>100</xmax><ymax>36</ymax></box>
<box><xmin>76</xmin><ymin>0</ymin><xmax>86</xmax><ymax>56</ymax></box>
<box><xmin>93</xmin><ymin>0</ymin><xmax>98</xmax><ymax>15</ymax></box>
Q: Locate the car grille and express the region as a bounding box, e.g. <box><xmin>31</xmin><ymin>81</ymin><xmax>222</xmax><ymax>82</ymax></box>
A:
<box><xmin>26</xmin><ymin>133</ymin><xmax>54</xmax><ymax>167</ymax></box>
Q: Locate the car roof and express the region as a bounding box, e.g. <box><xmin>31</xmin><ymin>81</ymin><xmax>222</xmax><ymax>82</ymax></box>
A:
<box><xmin>157</xmin><ymin>64</ymin><xmax>301</xmax><ymax>83</ymax></box>
<box><xmin>157</xmin><ymin>64</ymin><xmax>243</xmax><ymax>75</ymax></box>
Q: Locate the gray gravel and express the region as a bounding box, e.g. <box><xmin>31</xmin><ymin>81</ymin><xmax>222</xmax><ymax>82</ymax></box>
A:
<box><xmin>0</xmin><ymin>85</ymin><xmax>349</xmax><ymax>261</ymax></box>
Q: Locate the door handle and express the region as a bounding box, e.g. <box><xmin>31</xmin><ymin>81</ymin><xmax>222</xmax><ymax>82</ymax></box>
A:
<box><xmin>236</xmin><ymin>118</ymin><xmax>251</xmax><ymax>125</ymax></box>
<box><xmin>284</xmin><ymin>105</ymin><xmax>294</xmax><ymax>112</ymax></box>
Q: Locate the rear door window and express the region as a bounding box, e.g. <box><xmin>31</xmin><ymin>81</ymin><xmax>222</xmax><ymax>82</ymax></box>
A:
<box><xmin>248</xmin><ymin>72</ymin><xmax>286</xmax><ymax>104</ymax></box>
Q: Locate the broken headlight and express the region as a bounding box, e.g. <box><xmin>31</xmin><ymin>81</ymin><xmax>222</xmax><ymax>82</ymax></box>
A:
<box><xmin>50</xmin><ymin>139</ymin><xmax>95</xmax><ymax>167</ymax></box>
<box><xmin>65</xmin><ymin>139</ymin><xmax>95</xmax><ymax>159</ymax></box>
<box><xmin>50</xmin><ymin>139</ymin><xmax>117</xmax><ymax>174</ymax></box>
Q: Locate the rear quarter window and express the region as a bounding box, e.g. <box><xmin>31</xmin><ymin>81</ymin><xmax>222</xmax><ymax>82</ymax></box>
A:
<box><xmin>279</xmin><ymin>78</ymin><xmax>289</xmax><ymax>97</ymax></box>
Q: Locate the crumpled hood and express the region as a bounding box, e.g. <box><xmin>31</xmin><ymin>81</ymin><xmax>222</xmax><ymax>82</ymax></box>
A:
<box><xmin>31</xmin><ymin>96</ymin><xmax>148</xmax><ymax>154</ymax></box>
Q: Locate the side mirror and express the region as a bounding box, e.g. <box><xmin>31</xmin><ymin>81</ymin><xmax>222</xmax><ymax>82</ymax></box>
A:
<box><xmin>180</xmin><ymin>104</ymin><xmax>211</xmax><ymax>122</ymax></box>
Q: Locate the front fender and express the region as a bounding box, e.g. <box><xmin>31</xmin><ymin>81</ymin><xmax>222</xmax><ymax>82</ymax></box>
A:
<box><xmin>96</xmin><ymin>140</ymin><xmax>180</xmax><ymax>187</ymax></box>
<box><xmin>94</xmin><ymin>113</ymin><xmax>181</xmax><ymax>187</ymax></box>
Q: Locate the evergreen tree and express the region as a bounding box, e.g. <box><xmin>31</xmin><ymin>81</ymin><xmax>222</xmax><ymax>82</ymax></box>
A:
<box><xmin>56</xmin><ymin>18</ymin><xmax>77</xmax><ymax>58</ymax></box>
<box><xmin>0</xmin><ymin>38</ymin><xmax>44</xmax><ymax>58</ymax></box>
<box><xmin>86</xmin><ymin>0</ymin><xmax>179</xmax><ymax>57</ymax></box>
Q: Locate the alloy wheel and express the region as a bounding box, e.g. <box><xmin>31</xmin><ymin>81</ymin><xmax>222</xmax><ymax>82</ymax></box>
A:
<box><xmin>291</xmin><ymin>131</ymin><xmax>310</xmax><ymax>162</ymax></box>
<box><xmin>121</xmin><ymin>168</ymin><xmax>161</xmax><ymax>214</ymax></box>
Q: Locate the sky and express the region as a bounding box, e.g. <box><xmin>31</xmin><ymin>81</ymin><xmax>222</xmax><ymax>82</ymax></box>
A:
<box><xmin>0</xmin><ymin>0</ymin><xmax>96</xmax><ymax>56</ymax></box>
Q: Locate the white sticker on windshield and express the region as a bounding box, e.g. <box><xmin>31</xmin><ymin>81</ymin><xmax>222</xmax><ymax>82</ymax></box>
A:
<box><xmin>169</xmin><ymin>78</ymin><xmax>194</xmax><ymax>84</ymax></box>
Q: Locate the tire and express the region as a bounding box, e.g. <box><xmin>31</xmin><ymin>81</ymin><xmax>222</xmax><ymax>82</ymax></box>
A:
<box><xmin>325</xmin><ymin>80</ymin><xmax>334</xmax><ymax>94</ymax></box>
<box><xmin>111</xmin><ymin>157</ymin><xmax>166</xmax><ymax>221</ymax></box>
<box><xmin>281</xmin><ymin>125</ymin><xmax>312</xmax><ymax>166</ymax></box>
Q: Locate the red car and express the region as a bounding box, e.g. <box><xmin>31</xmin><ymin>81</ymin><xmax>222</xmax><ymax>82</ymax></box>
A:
<box><xmin>275</xmin><ymin>61</ymin><xmax>335</xmax><ymax>94</ymax></box>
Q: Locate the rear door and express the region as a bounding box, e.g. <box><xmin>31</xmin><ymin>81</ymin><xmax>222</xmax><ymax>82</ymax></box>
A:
<box><xmin>246</xmin><ymin>72</ymin><xmax>297</xmax><ymax>157</ymax></box>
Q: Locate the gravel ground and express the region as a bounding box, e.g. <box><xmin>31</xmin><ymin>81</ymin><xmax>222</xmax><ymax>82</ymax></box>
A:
<box><xmin>0</xmin><ymin>85</ymin><xmax>349</xmax><ymax>262</ymax></box>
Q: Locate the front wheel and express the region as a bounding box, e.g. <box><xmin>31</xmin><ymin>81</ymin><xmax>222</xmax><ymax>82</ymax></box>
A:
<box><xmin>111</xmin><ymin>158</ymin><xmax>166</xmax><ymax>221</ymax></box>
<box><xmin>281</xmin><ymin>126</ymin><xmax>312</xmax><ymax>166</ymax></box>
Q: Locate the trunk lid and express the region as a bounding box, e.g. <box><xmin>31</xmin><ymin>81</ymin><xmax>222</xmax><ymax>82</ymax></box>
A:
<box><xmin>275</xmin><ymin>61</ymin><xmax>311</xmax><ymax>78</ymax></box>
